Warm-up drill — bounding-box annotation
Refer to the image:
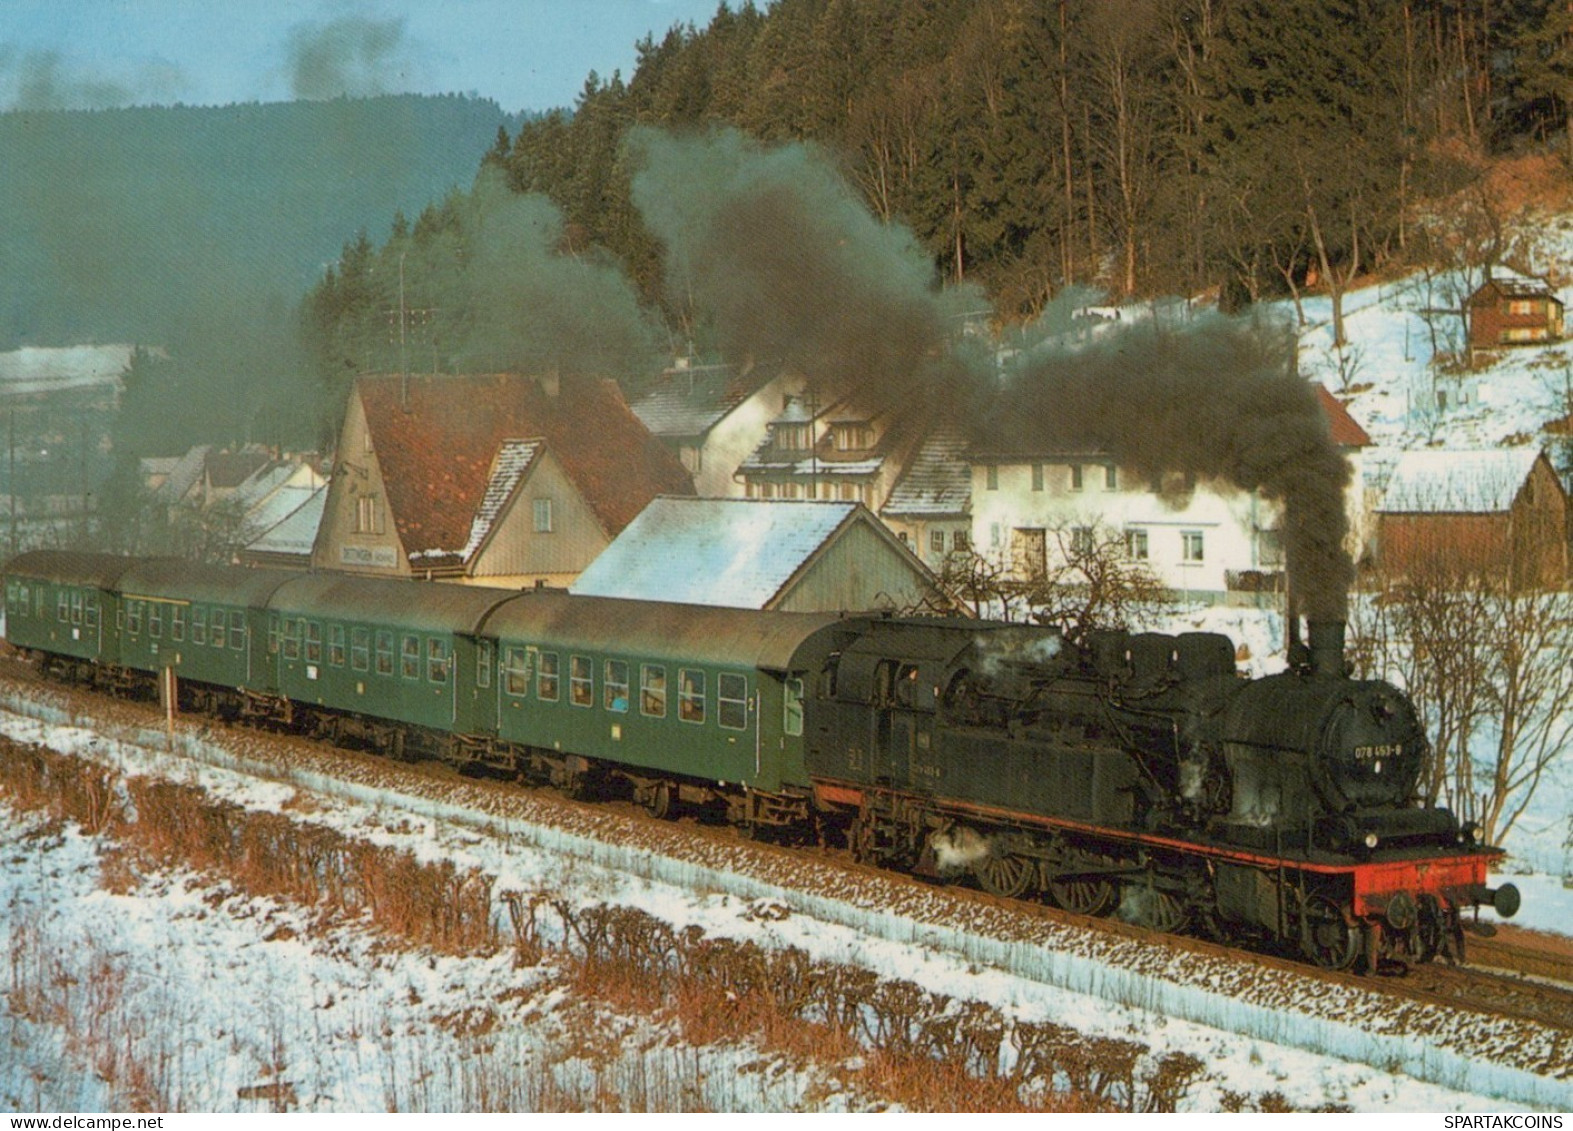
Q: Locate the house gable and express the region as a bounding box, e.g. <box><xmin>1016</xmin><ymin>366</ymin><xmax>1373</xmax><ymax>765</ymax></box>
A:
<box><xmin>312</xmin><ymin>390</ymin><xmax>407</xmax><ymax>575</ymax></box>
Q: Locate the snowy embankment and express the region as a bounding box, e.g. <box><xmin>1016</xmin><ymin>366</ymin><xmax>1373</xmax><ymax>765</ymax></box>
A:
<box><xmin>0</xmin><ymin>687</ymin><xmax>1568</xmax><ymax>1111</ymax></box>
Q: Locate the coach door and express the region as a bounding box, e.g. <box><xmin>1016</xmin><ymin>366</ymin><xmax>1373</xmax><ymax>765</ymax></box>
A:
<box><xmin>453</xmin><ymin>635</ymin><xmax>500</xmax><ymax>738</ymax></box>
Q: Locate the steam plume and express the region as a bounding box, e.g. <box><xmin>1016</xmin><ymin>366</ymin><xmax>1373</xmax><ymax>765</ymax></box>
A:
<box><xmin>285</xmin><ymin>16</ymin><xmax>411</xmax><ymax>100</ymax></box>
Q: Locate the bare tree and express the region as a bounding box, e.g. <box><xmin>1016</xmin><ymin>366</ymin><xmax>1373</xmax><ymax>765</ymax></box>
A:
<box><xmin>926</xmin><ymin>521</ymin><xmax>1174</xmax><ymax>639</ymax></box>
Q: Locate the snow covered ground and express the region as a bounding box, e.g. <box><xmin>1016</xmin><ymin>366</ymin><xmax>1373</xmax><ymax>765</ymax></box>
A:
<box><xmin>1</xmin><ymin>689</ymin><xmax>1569</xmax><ymax>1112</ymax></box>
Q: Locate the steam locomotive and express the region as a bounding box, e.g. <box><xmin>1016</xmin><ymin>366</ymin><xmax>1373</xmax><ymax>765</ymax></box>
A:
<box><xmin>3</xmin><ymin>550</ymin><xmax>1516</xmax><ymax>972</ymax></box>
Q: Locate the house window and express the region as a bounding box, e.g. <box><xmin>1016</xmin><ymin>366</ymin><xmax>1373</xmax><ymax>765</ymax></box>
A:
<box><xmin>503</xmin><ymin>646</ymin><xmax>530</xmax><ymax>696</ymax></box>
<box><xmin>401</xmin><ymin>634</ymin><xmax>420</xmax><ymax>679</ymax></box>
<box><xmin>351</xmin><ymin>627</ymin><xmax>370</xmax><ymax>671</ymax></box>
<box><xmin>985</xmin><ymin>465</ymin><xmax>998</xmax><ymax>491</ymax></box>
<box><xmin>1069</xmin><ymin>464</ymin><xmax>1084</xmax><ymax>491</ymax></box>
<box><xmin>776</xmin><ymin>423</ymin><xmax>811</xmax><ymax>450</ymax></box>
<box><xmin>1105</xmin><ymin>465</ymin><xmax>1118</xmax><ymax>489</ymax></box>
<box><xmin>641</xmin><ymin>664</ymin><xmax>667</xmax><ymax>717</ymax></box>
<box><xmin>953</xmin><ymin>530</ymin><xmax>970</xmax><ymax>552</ymax></box>
<box><xmin>833</xmin><ymin>423</ymin><xmax>874</xmax><ymax>451</ymax></box>
<box><xmin>719</xmin><ymin>673</ymin><xmax>748</xmax><ymax>731</ymax></box>
<box><xmin>328</xmin><ymin>624</ymin><xmax>346</xmax><ymax>666</ymax></box>
<box><xmin>929</xmin><ymin>530</ymin><xmax>945</xmax><ymax>554</ymax></box>
<box><xmin>839</xmin><ymin>483</ymin><xmax>856</xmax><ymax>501</ymax></box>
<box><xmin>1071</xmin><ymin>526</ymin><xmax>1095</xmax><ymax>556</ymax></box>
<box><xmin>604</xmin><ymin>660</ymin><xmax>629</xmax><ymax>712</ymax></box>
<box><xmin>761</xmin><ymin>482</ymin><xmax>777</xmax><ymax>499</ymax></box>
<box><xmin>1182</xmin><ymin>530</ymin><xmax>1205</xmax><ymax>562</ymax></box>
<box><xmin>570</xmin><ymin>655</ymin><xmax>593</xmax><ymax>706</ymax></box>
<box><xmin>783</xmin><ymin>481</ymin><xmax>800</xmax><ymax>499</ymax></box>
<box><xmin>533</xmin><ymin>498</ymin><xmax>554</xmax><ymax>533</ymax></box>
<box><xmin>354</xmin><ymin>494</ymin><xmax>382</xmax><ymax>535</ymax></box>
<box><xmin>427</xmin><ymin>638</ymin><xmax>450</xmax><ymax>683</ymax></box>
<box><xmin>1125</xmin><ymin>528</ymin><xmax>1149</xmax><ymax>560</ymax></box>
<box><xmin>537</xmin><ymin>651</ymin><xmax>560</xmax><ymax>701</ymax></box>
<box><xmin>1031</xmin><ymin>464</ymin><xmax>1044</xmax><ymax>492</ymax></box>
<box><xmin>375</xmin><ymin>630</ymin><xmax>394</xmax><ymax>675</ymax></box>
<box><xmin>679</xmin><ymin>669</ymin><xmax>705</xmax><ymax>723</ymax></box>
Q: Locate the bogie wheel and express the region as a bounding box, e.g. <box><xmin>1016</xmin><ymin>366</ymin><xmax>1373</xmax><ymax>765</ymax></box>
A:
<box><xmin>1413</xmin><ymin>894</ymin><xmax>1444</xmax><ymax>964</ymax></box>
<box><xmin>1301</xmin><ymin>894</ymin><xmax>1361</xmax><ymax>971</ymax></box>
<box><xmin>640</xmin><ymin>780</ymin><xmax>673</xmax><ymax>820</ymax></box>
<box><xmin>1142</xmin><ymin>888</ymin><xmax>1190</xmax><ymax>934</ymax></box>
<box><xmin>974</xmin><ymin>852</ymin><xmax>1034</xmax><ymax>899</ymax></box>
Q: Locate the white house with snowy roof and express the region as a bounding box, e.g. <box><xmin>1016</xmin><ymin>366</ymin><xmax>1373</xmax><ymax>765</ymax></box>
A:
<box><xmin>569</xmin><ymin>496</ymin><xmax>942</xmax><ymax>613</ymax></box>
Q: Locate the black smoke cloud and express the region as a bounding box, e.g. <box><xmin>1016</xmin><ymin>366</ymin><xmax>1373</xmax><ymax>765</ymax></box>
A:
<box><xmin>628</xmin><ymin>126</ymin><xmax>984</xmax><ymax>409</ymax></box>
<box><xmin>284</xmin><ymin>15</ymin><xmax>412</xmax><ymax>100</ymax></box>
<box><xmin>994</xmin><ymin>302</ymin><xmax>1354</xmax><ymax>620</ymax></box>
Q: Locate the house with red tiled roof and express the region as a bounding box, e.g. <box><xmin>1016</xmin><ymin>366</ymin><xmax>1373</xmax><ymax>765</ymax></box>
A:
<box><xmin>312</xmin><ymin>373</ymin><xmax>695</xmax><ymax>586</ymax></box>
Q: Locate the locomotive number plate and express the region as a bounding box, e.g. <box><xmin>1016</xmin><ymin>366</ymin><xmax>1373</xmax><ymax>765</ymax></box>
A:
<box><xmin>1353</xmin><ymin>743</ymin><xmax>1401</xmax><ymax>762</ymax></box>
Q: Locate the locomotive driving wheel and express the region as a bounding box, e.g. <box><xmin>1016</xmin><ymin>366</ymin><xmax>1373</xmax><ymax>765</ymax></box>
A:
<box><xmin>974</xmin><ymin>850</ymin><xmax>1034</xmax><ymax>899</ymax></box>
<box><xmin>1300</xmin><ymin>894</ymin><xmax>1361</xmax><ymax>971</ymax></box>
<box><xmin>1048</xmin><ymin>853</ymin><xmax>1117</xmax><ymax>917</ymax></box>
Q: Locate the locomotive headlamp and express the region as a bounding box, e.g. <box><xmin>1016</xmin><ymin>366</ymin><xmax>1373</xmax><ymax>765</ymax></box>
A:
<box><xmin>1461</xmin><ymin>822</ymin><xmax>1480</xmax><ymax>844</ymax></box>
<box><xmin>1363</xmin><ymin>831</ymin><xmax>1380</xmax><ymax>849</ymax></box>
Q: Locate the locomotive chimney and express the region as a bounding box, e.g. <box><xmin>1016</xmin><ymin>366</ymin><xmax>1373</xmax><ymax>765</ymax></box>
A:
<box><xmin>1307</xmin><ymin>620</ymin><xmax>1348</xmax><ymax>678</ymax></box>
<box><xmin>1286</xmin><ymin>596</ymin><xmax>1311</xmax><ymax>673</ymax></box>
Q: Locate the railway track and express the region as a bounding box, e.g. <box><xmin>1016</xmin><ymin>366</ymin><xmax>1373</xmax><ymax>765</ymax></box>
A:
<box><xmin>4</xmin><ymin>657</ymin><xmax>1573</xmax><ymax>1081</ymax></box>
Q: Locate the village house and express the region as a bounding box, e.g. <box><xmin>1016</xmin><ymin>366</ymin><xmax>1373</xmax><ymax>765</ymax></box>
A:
<box><xmin>312</xmin><ymin>373</ymin><xmax>693</xmax><ymax>587</ymax></box>
<box><xmin>964</xmin><ymin>384</ymin><xmax>1371</xmax><ymax>605</ymax></box>
<box><xmin>628</xmin><ymin>359</ymin><xmax>802</xmax><ymax>497</ymax></box>
<box><xmin>879</xmin><ymin>426</ymin><xmax>973</xmax><ymax>570</ymax></box>
<box><xmin>570</xmin><ymin>496</ymin><xmax>941</xmax><ymax>613</ymax></box>
<box><xmin>736</xmin><ymin>395</ymin><xmax>922</xmax><ymax>511</ymax></box>
<box><xmin>1374</xmin><ymin>447</ymin><xmax>1568</xmax><ymax>589</ymax></box>
<box><xmin>1466</xmin><ymin>269</ymin><xmax>1565</xmax><ymax>356</ymax></box>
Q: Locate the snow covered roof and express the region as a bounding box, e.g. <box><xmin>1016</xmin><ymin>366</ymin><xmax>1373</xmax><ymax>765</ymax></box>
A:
<box><xmin>629</xmin><ymin>364</ymin><xmax>762</xmax><ymax>438</ymax></box>
<box><xmin>458</xmin><ymin>439</ymin><xmax>542</xmax><ymax>562</ymax></box>
<box><xmin>881</xmin><ymin>426</ymin><xmax>971</xmax><ymax>518</ymax></box>
<box><xmin>153</xmin><ymin>445</ymin><xmax>212</xmax><ymax>504</ymax></box>
<box><xmin>570</xmin><ymin>497</ymin><xmax>866</xmax><ymax>608</ymax></box>
<box><xmin>1473</xmin><ymin>269</ymin><xmax>1561</xmax><ymax>301</ymax></box>
<box><xmin>1378</xmin><ymin>447</ymin><xmax>1544</xmax><ymax>514</ymax></box>
<box><xmin>0</xmin><ymin>344</ymin><xmax>141</xmax><ymax>395</ymax></box>
<box><xmin>244</xmin><ymin>486</ymin><xmax>327</xmax><ymax>559</ymax></box>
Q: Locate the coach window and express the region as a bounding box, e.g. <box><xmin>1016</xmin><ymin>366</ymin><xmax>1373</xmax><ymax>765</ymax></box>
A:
<box><xmin>502</xmin><ymin>646</ymin><xmax>529</xmax><ymax>696</ymax></box>
<box><xmin>719</xmin><ymin>673</ymin><xmax>748</xmax><ymax>731</ymax></box>
<box><xmin>58</xmin><ymin>591</ymin><xmax>69</xmax><ymax>621</ymax></box>
<box><xmin>282</xmin><ymin>617</ymin><xmax>301</xmax><ymax>660</ymax></box>
<box><xmin>192</xmin><ymin>606</ymin><xmax>207</xmax><ymax>645</ymax></box>
<box><xmin>170</xmin><ymin>605</ymin><xmax>185</xmax><ymax>642</ymax></box>
<box><xmin>476</xmin><ymin>640</ymin><xmax>493</xmax><ymax>689</ymax></box>
<box><xmin>427</xmin><ymin>638</ymin><xmax>450</xmax><ymax>683</ymax></box>
<box><xmin>375</xmin><ymin>630</ymin><xmax>394</xmax><ymax>676</ymax></box>
<box><xmin>266</xmin><ymin>613</ymin><xmax>280</xmax><ymax>654</ymax></box>
<box><xmin>210</xmin><ymin>609</ymin><xmax>226</xmax><ymax>649</ymax></box>
<box><xmin>230</xmin><ymin>613</ymin><xmax>246</xmax><ymax>650</ymax></box>
<box><xmin>401</xmin><ymin>635</ymin><xmax>420</xmax><ymax>680</ymax></box>
<box><xmin>70</xmin><ymin>591</ymin><xmax>84</xmax><ymax>625</ymax></box>
<box><xmin>569</xmin><ymin>655</ymin><xmax>593</xmax><ymax>706</ymax></box>
<box><xmin>148</xmin><ymin>603</ymin><xmax>162</xmax><ymax>638</ymax></box>
<box><xmin>306</xmin><ymin>621</ymin><xmax>323</xmax><ymax>663</ymax></box>
<box><xmin>127</xmin><ymin>601</ymin><xmax>143</xmax><ymax>635</ymax></box>
<box><xmin>351</xmin><ymin>628</ymin><xmax>370</xmax><ymax>672</ymax></box>
<box><xmin>784</xmin><ymin>679</ymin><xmax>804</xmax><ymax>736</ymax></box>
<box><xmin>537</xmin><ymin>651</ymin><xmax>560</xmax><ymax>701</ymax></box>
<box><xmin>678</xmin><ymin>669</ymin><xmax>705</xmax><ymax>723</ymax></box>
<box><xmin>328</xmin><ymin>624</ymin><xmax>346</xmax><ymax>666</ymax></box>
<box><xmin>641</xmin><ymin>664</ymin><xmax>666</xmax><ymax>717</ymax></box>
<box><xmin>604</xmin><ymin>660</ymin><xmax>629</xmax><ymax>712</ymax></box>
<box><xmin>84</xmin><ymin>595</ymin><xmax>99</xmax><ymax>630</ymax></box>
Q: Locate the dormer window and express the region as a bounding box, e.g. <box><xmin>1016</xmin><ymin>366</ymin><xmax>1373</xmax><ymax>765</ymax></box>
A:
<box><xmin>832</xmin><ymin>423</ymin><xmax>874</xmax><ymax>452</ymax></box>
<box><xmin>775</xmin><ymin>423</ymin><xmax>812</xmax><ymax>451</ymax></box>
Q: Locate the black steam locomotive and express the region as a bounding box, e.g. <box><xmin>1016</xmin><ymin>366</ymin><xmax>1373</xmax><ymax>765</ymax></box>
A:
<box><xmin>4</xmin><ymin>551</ymin><xmax>1516</xmax><ymax>972</ymax></box>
